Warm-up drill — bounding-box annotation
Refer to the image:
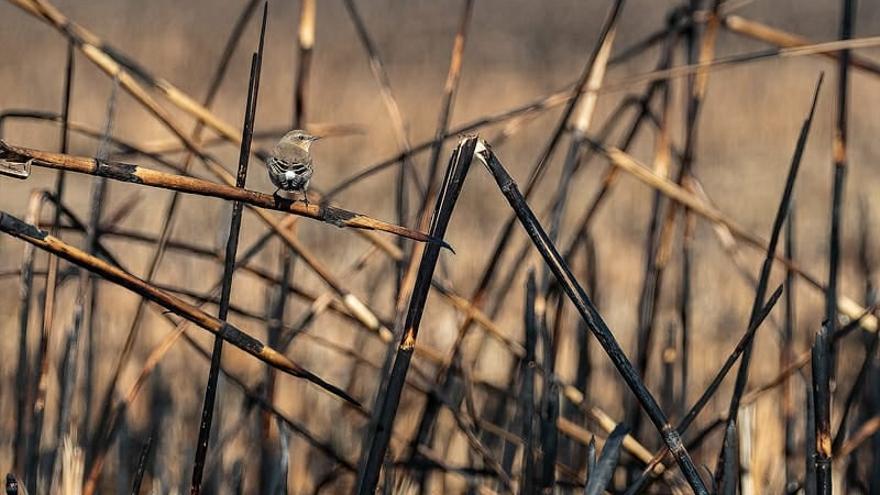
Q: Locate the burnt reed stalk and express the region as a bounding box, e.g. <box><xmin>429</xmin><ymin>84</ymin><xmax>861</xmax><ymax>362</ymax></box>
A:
<box><xmin>25</xmin><ymin>38</ymin><xmax>74</xmax><ymax>493</ymax></box>
<box><xmin>521</xmin><ymin>271</ymin><xmax>539</xmax><ymax>493</ymax></box>
<box><xmin>191</xmin><ymin>11</ymin><xmax>266</xmax><ymax>491</ymax></box>
<box><xmin>714</xmin><ymin>74</ymin><xmax>823</xmax><ymax>489</ymax></box>
<box><xmin>815</xmin><ymin>1</ymin><xmax>854</xmax><ymax>491</ymax></box>
<box><xmin>356</xmin><ymin>137</ymin><xmax>478</xmax><ymax>495</ymax></box>
<box><xmin>783</xmin><ymin>200</ymin><xmax>798</xmax><ymax>493</ymax></box>
<box><xmin>476</xmin><ymin>142</ymin><xmax>707</xmax><ymax>493</ymax></box>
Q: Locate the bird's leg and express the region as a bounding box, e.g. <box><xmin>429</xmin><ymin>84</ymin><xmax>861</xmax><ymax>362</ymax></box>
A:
<box><xmin>272</xmin><ymin>188</ymin><xmax>282</xmax><ymax>200</ymax></box>
<box><xmin>301</xmin><ymin>191</ymin><xmax>310</xmax><ymax>207</ymax></box>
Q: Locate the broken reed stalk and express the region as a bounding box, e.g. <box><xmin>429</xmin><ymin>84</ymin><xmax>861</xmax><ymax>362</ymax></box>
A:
<box><xmin>813</xmin><ymin>323</ymin><xmax>834</xmax><ymax>494</ymax></box>
<box><xmin>624</xmin><ymin>26</ymin><xmax>677</xmax><ymax>444</ymax></box>
<box><xmin>0</xmin><ymin>111</ymin><xmax>187</xmax><ymax>173</ymax></box>
<box><xmin>191</xmin><ymin>19</ymin><xmax>265</xmax><ymax>492</ymax></box>
<box><xmin>476</xmin><ymin>141</ymin><xmax>707</xmax><ymax>494</ymax></box>
<box><xmin>356</xmin><ymin>137</ymin><xmax>477</xmax><ymax>495</ymax></box>
<box><xmin>25</xmin><ymin>39</ymin><xmax>73</xmax><ymax>493</ymax></box>
<box><xmin>0</xmin><ymin>212</ymin><xmax>358</xmax><ymax>405</ymax></box>
<box><xmin>0</xmin><ymin>141</ymin><xmax>439</xmax><ymax>245</ymax></box>
<box><xmin>714</xmin><ymin>73</ymin><xmax>822</xmax><ymax>489</ymax></box>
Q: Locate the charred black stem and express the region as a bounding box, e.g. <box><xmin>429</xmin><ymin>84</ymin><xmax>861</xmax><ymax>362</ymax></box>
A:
<box><xmin>355</xmin><ymin>137</ymin><xmax>477</xmax><ymax>495</ymax></box>
<box><xmin>478</xmin><ymin>143</ymin><xmax>707</xmax><ymax>494</ymax></box>
<box><xmin>190</xmin><ymin>9</ymin><xmax>265</xmax><ymax>492</ymax></box>
<box><xmin>714</xmin><ymin>73</ymin><xmax>823</xmax><ymax>489</ymax></box>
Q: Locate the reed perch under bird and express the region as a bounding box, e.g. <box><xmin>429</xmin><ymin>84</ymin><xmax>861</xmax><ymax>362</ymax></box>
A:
<box><xmin>267</xmin><ymin>130</ymin><xmax>320</xmax><ymax>202</ymax></box>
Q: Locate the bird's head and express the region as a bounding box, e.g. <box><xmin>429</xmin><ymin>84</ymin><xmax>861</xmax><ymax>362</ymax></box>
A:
<box><xmin>281</xmin><ymin>129</ymin><xmax>321</xmax><ymax>151</ymax></box>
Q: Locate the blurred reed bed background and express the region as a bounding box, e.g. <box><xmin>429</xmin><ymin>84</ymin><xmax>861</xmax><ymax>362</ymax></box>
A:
<box><xmin>1</xmin><ymin>0</ymin><xmax>880</xmax><ymax>493</ymax></box>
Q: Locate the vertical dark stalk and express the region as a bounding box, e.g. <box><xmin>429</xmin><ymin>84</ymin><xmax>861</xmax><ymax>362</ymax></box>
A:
<box><xmin>539</xmin><ymin>291</ymin><xmax>559</xmax><ymax>491</ymax></box>
<box><xmin>813</xmin><ymin>4</ymin><xmax>854</xmax><ymax>490</ymax></box>
<box><xmin>355</xmin><ymin>137</ymin><xmax>478</xmax><ymax>495</ymax></box>
<box><xmin>521</xmin><ymin>271</ymin><xmax>538</xmax><ymax>494</ymax></box>
<box><xmin>88</xmin><ymin>0</ymin><xmax>261</xmax><ymax>466</ymax></box>
<box><xmin>190</xmin><ymin>9</ymin><xmax>266</xmax><ymax>492</ymax></box>
<box><xmin>478</xmin><ymin>143</ymin><xmax>707</xmax><ymax>493</ymax></box>
<box><xmin>26</xmin><ymin>39</ymin><xmax>74</xmax><ymax>493</ymax></box>
<box><xmin>783</xmin><ymin>201</ymin><xmax>798</xmax><ymax>493</ymax></box>
<box><xmin>714</xmin><ymin>74</ymin><xmax>823</xmax><ymax>490</ymax></box>
<box><xmin>812</xmin><ymin>323</ymin><xmax>833</xmax><ymax>494</ymax></box>
<box><xmin>827</xmin><ymin>0</ymin><xmax>854</xmax><ymax>374</ymax></box>
<box><xmin>806</xmin><ymin>380</ymin><xmax>817</xmax><ymax>495</ymax></box>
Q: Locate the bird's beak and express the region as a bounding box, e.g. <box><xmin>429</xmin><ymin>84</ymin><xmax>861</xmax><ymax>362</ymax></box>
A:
<box><xmin>310</xmin><ymin>136</ymin><xmax>322</xmax><ymax>142</ymax></box>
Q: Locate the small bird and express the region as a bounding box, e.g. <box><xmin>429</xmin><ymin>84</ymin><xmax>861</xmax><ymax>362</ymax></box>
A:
<box><xmin>267</xmin><ymin>129</ymin><xmax>320</xmax><ymax>202</ymax></box>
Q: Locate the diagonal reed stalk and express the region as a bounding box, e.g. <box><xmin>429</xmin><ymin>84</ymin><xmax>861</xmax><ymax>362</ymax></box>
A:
<box><xmin>356</xmin><ymin>137</ymin><xmax>478</xmax><ymax>495</ymax></box>
<box><xmin>0</xmin><ymin>141</ymin><xmax>440</xmax><ymax>245</ymax></box>
<box><xmin>623</xmin><ymin>285</ymin><xmax>783</xmax><ymax>494</ymax></box>
<box><xmin>0</xmin><ymin>211</ymin><xmax>358</xmax><ymax>405</ymax></box>
<box><xmin>190</xmin><ymin>7</ymin><xmax>266</xmax><ymax>492</ymax></box>
<box><xmin>476</xmin><ymin>140</ymin><xmax>707</xmax><ymax>493</ymax></box>
<box><xmin>814</xmin><ymin>1</ymin><xmax>855</xmax><ymax>492</ymax></box>
<box><xmin>713</xmin><ymin>73</ymin><xmax>823</xmax><ymax>489</ymax></box>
